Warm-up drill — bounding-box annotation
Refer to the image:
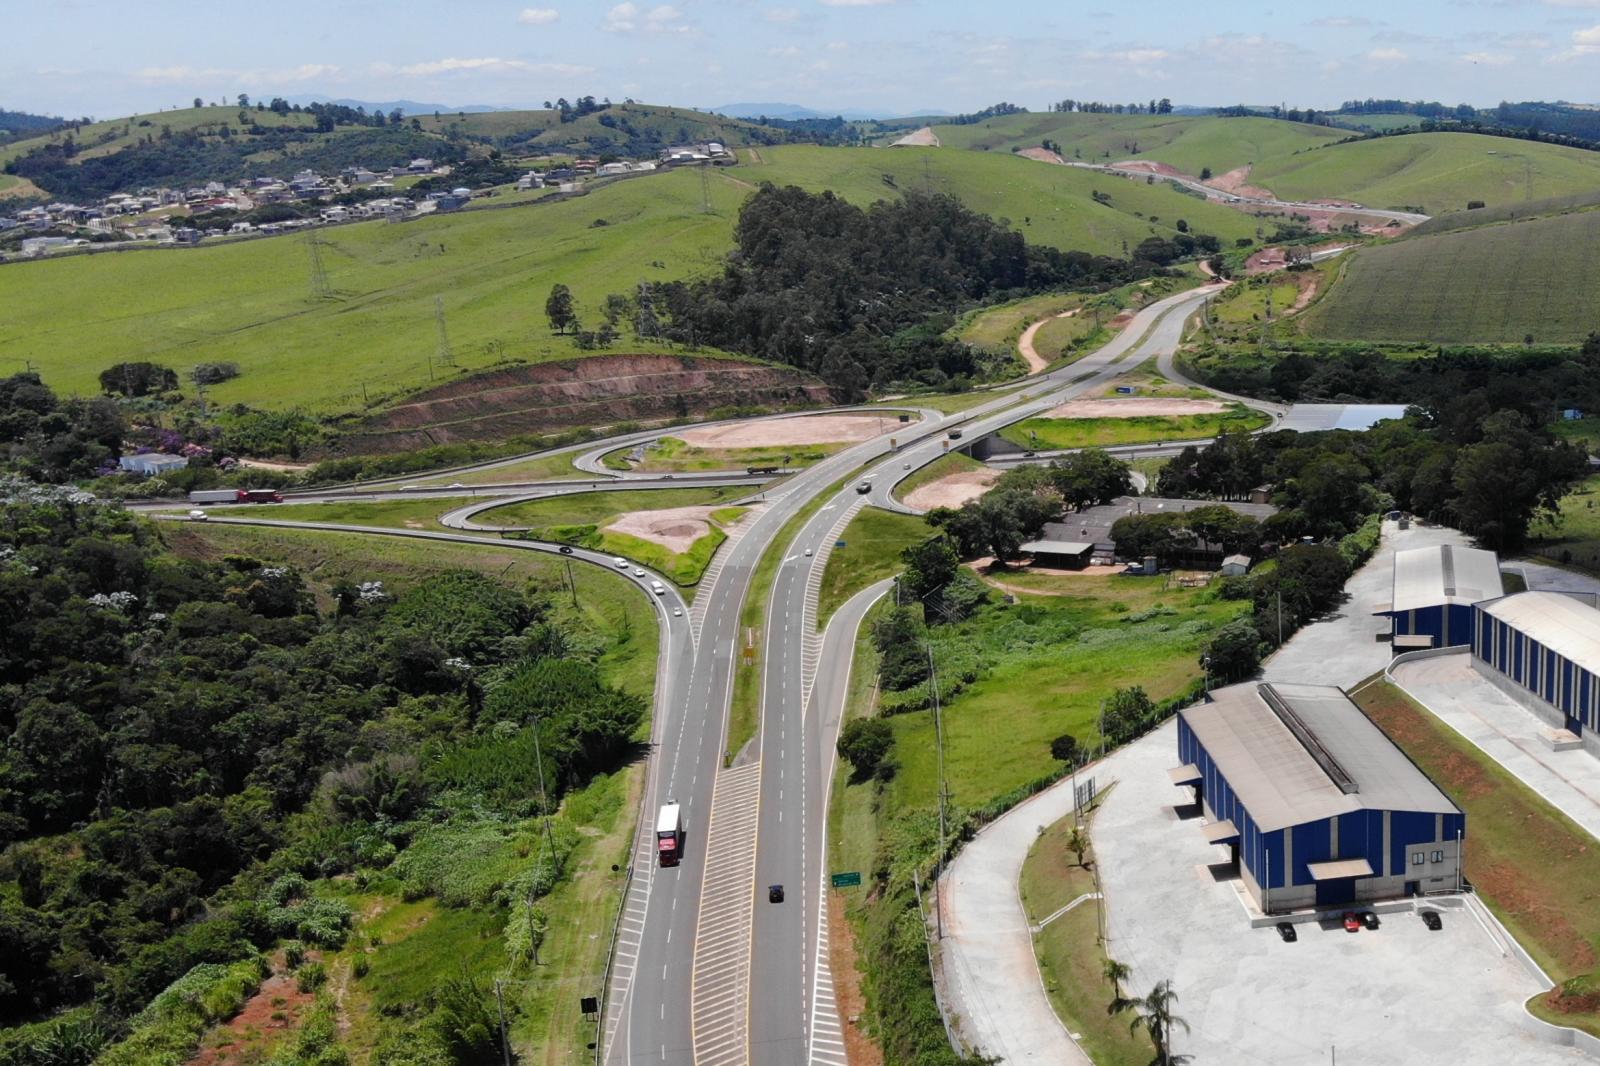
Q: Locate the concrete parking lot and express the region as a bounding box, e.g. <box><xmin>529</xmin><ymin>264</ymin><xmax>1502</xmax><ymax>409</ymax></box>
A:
<box><xmin>1094</xmin><ymin>720</ymin><xmax>1575</xmax><ymax>1066</ymax></box>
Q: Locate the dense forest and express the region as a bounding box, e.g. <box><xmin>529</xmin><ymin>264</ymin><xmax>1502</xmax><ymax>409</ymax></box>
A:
<box><xmin>0</xmin><ymin>482</ymin><xmax>645</xmax><ymax>1062</ymax></box>
<box><xmin>610</xmin><ymin>184</ymin><xmax>1160</xmax><ymax>396</ymax></box>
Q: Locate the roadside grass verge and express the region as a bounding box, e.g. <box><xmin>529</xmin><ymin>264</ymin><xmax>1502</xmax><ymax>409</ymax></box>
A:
<box><xmin>614</xmin><ymin>436</ymin><xmax>847</xmax><ymax>474</ymax></box>
<box><xmin>188</xmin><ymin>495</ymin><xmax>476</xmax><ymax>529</ymax></box>
<box><xmin>872</xmin><ymin>387</ymin><xmax>1025</xmax><ymax>415</ymax></box>
<box><xmin>952</xmin><ymin>292</ymin><xmax>1087</xmax><ymax>353</ymax></box>
<box><xmin>474</xmin><ymin>486</ymin><xmax>750</xmax><ymax>528</ymax></box>
<box><xmin>725</xmin><ymin>473</ymin><xmax>853</xmax><ymax>761</ymax></box>
<box><xmin>161</xmin><ymin>523</ymin><xmax>659</xmax><ymax>698</ymax></box>
<box><xmin>999</xmin><ymin>405</ymin><xmax>1270</xmax><ymax>451</ymax></box>
<box><xmin>817</xmin><ymin>509</ymin><xmax>933</xmax><ymax>627</ymax></box>
<box><xmin>415</xmin><ymin>449</ymin><xmax>590</xmax><ymax>486</ymax></box>
<box><xmin>893</xmin><ymin>451</ymin><xmax>989</xmax><ymax>504</ymax></box>
<box><xmin>1022</xmin><ymin>807</ymin><xmax>1155</xmax><ymax>1066</ymax></box>
<box><xmin>1352</xmin><ymin>680</ymin><xmax>1600</xmax><ymax>1036</ymax></box>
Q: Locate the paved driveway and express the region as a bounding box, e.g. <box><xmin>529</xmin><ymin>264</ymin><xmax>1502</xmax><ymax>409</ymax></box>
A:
<box><xmin>1391</xmin><ymin>652</ymin><xmax>1600</xmax><ymax>843</ymax></box>
<box><xmin>1095</xmin><ymin>722</ymin><xmax>1574</xmax><ymax>1066</ymax></box>
<box><xmin>1263</xmin><ymin>519</ymin><xmax>1469</xmax><ymax>688</ymax></box>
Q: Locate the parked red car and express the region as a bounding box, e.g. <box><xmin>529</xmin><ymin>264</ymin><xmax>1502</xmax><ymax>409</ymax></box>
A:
<box><xmin>1342</xmin><ymin>911</ymin><xmax>1361</xmax><ymax>932</ymax></box>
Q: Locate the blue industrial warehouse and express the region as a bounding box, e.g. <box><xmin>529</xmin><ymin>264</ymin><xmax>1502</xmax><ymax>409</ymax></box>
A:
<box><xmin>1377</xmin><ymin>544</ymin><xmax>1503</xmax><ymax>650</ymax></box>
<box><xmin>1472</xmin><ymin>591</ymin><xmax>1600</xmax><ymax>753</ymax></box>
<box><xmin>1173</xmin><ymin>682</ymin><xmax>1465</xmax><ymax>913</ymax></box>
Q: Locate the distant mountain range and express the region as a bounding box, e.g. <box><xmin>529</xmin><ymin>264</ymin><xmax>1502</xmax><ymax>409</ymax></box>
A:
<box><xmin>281</xmin><ymin>96</ymin><xmax>517</xmax><ymax>115</ymax></box>
<box><xmin>712</xmin><ymin>102</ymin><xmax>952</xmax><ymax>121</ymax></box>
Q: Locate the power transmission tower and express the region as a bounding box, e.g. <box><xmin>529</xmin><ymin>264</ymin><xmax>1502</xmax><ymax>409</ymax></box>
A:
<box><xmin>434</xmin><ymin>295</ymin><xmax>455</xmax><ymax>367</ymax></box>
<box><xmin>304</xmin><ymin>232</ymin><xmax>331</xmax><ymax>300</ymax></box>
<box><xmin>699</xmin><ymin>161</ymin><xmax>712</xmax><ymax>213</ymax></box>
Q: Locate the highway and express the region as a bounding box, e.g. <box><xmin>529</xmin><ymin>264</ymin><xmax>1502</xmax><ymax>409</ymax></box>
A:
<box><xmin>146</xmin><ymin>281</ymin><xmax>1229</xmax><ymax>1066</ymax></box>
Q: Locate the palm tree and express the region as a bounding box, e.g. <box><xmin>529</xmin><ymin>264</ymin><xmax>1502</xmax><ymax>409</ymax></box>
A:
<box><xmin>1102</xmin><ymin>957</ymin><xmax>1131</xmax><ymax>1001</ymax></box>
<box><xmin>1119</xmin><ymin>979</ymin><xmax>1190</xmax><ymax>1066</ymax></box>
<box><xmin>1066</xmin><ymin>825</ymin><xmax>1090</xmax><ymax>868</ymax></box>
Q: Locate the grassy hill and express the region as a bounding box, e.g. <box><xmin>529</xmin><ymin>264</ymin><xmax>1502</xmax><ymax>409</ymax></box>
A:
<box><xmin>1247</xmin><ymin>132</ymin><xmax>1600</xmax><ymax>213</ymax></box>
<box><xmin>1401</xmin><ymin>188</ymin><xmax>1600</xmax><ymax>238</ymax></box>
<box><xmin>748</xmin><ymin>144</ymin><xmax>1261</xmax><ymax>251</ymax></box>
<box><xmin>3</xmin><ymin>145</ymin><xmax>1254</xmax><ymax>416</ymax></box>
<box><xmin>1303</xmin><ymin>207</ymin><xmax>1600</xmax><ymax>345</ymax></box>
<box><xmin>0</xmin><ymin>106</ymin><xmax>317</xmax><ymax>168</ymax></box>
<box><xmin>415</xmin><ymin>103</ymin><xmax>783</xmax><ymax>157</ymax></box>
<box><xmin>925</xmin><ymin>113</ymin><xmax>1343</xmax><ymax>173</ymax></box>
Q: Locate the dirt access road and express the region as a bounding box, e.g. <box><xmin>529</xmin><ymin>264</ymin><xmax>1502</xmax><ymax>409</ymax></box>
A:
<box><xmin>1016</xmin><ymin>309</ymin><xmax>1081</xmax><ymax>374</ymax></box>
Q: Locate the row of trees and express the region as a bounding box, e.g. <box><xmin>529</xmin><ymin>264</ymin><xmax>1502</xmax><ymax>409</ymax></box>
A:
<box><xmin>1048</xmin><ymin>99</ymin><xmax>1174</xmax><ymax>115</ymax></box>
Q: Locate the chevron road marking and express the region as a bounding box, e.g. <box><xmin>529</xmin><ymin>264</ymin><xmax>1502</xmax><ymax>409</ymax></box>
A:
<box><xmin>690</xmin><ymin>762</ymin><xmax>764</xmax><ymax>1066</ymax></box>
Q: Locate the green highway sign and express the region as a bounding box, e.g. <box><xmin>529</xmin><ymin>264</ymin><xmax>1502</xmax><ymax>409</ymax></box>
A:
<box><xmin>830</xmin><ymin>871</ymin><xmax>862</xmax><ymax>888</ymax></box>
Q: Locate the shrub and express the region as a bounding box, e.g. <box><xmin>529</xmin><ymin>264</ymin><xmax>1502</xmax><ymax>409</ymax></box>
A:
<box><xmin>838</xmin><ymin>719</ymin><xmax>895</xmax><ymax>782</ymax></box>
<box><xmin>1049</xmin><ymin>733</ymin><xmax>1084</xmax><ymax>766</ymax></box>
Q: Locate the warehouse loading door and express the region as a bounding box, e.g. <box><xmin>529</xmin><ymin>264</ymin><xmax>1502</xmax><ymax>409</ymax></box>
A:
<box><xmin>1315</xmin><ymin>877</ymin><xmax>1356</xmax><ymax>907</ymax></box>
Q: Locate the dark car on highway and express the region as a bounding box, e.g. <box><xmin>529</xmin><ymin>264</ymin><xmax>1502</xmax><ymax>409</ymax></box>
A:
<box><xmin>559</xmin><ymin>545</ymin><xmax>574</xmax><ymax>554</ymax></box>
<box><xmin>1421</xmin><ymin>910</ymin><xmax>1443</xmax><ymax>930</ymax></box>
<box><xmin>1276</xmin><ymin>922</ymin><xmax>1297</xmax><ymax>943</ymax></box>
<box><xmin>768</xmin><ymin>884</ymin><xmax>784</xmax><ymax>903</ymax></box>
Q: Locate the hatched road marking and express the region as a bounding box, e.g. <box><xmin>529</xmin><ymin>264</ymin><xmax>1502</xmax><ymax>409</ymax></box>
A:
<box><xmin>690</xmin><ymin>761</ymin><xmax>764</xmax><ymax>1066</ymax></box>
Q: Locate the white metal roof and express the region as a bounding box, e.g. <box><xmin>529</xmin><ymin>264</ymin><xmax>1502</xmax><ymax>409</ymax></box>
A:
<box><xmin>1181</xmin><ymin>682</ymin><xmax>1459</xmax><ymax>832</ymax></box>
<box><xmin>1020</xmin><ymin>540</ymin><xmax>1095</xmax><ymax>554</ymax></box>
<box><xmin>1480</xmin><ymin>592</ymin><xmax>1600</xmax><ymax>673</ymax></box>
<box><xmin>1389</xmin><ymin>544</ymin><xmax>1502</xmax><ymax>614</ymax></box>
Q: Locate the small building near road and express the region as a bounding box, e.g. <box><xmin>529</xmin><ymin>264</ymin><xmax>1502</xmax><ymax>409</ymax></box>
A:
<box><xmin>1019</xmin><ymin>539</ymin><xmax>1094</xmax><ymax>570</ymax></box>
<box><xmin>118</xmin><ymin>452</ymin><xmax>190</xmax><ymax>476</ymax></box>
<box><xmin>1042</xmin><ymin>495</ymin><xmax>1277</xmax><ymax>570</ymax></box>
<box><xmin>1471</xmin><ymin>591</ymin><xmax>1600</xmax><ymax>753</ymax></box>
<box><xmin>1219</xmin><ymin>554</ymin><xmax>1251</xmax><ymax>577</ymax></box>
<box><xmin>1173</xmin><ymin>681</ymin><xmax>1465</xmax><ymax>913</ymax></box>
<box><xmin>1376</xmin><ymin>544</ymin><xmax>1503</xmax><ymax>650</ymax></box>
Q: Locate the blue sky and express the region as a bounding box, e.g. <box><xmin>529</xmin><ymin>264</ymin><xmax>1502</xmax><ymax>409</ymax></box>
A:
<box><xmin>8</xmin><ymin>0</ymin><xmax>1600</xmax><ymax>118</ymax></box>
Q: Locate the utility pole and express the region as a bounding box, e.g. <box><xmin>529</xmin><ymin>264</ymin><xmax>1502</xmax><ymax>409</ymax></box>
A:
<box><xmin>1277</xmin><ymin>589</ymin><xmax>1284</xmax><ymax>646</ymax></box>
<box><xmin>493</xmin><ymin>980</ymin><xmax>512</xmax><ymax>1066</ymax></box>
<box><xmin>565</xmin><ymin>557</ymin><xmax>578</xmax><ymax>606</ymax></box>
<box><xmin>699</xmin><ymin>161</ymin><xmax>712</xmax><ymax>214</ymax></box>
<box><xmin>434</xmin><ymin>295</ymin><xmax>454</xmax><ymax>367</ymax></box>
<box><xmin>927</xmin><ymin>639</ymin><xmax>948</xmax><ymax>940</ymax></box>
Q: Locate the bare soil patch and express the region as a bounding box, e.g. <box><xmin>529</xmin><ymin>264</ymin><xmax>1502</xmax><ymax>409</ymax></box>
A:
<box><xmin>604</xmin><ymin>506</ymin><xmax>721</xmax><ymax>553</ymax></box>
<box><xmin>188</xmin><ymin>969</ymin><xmax>315</xmax><ymax>1066</ymax></box>
<box><xmin>891</xmin><ymin>126</ymin><xmax>940</xmax><ymax>147</ymax></box>
<box><xmin>1039</xmin><ymin>397</ymin><xmax>1226</xmax><ymax>419</ymax></box>
<box><xmin>902</xmin><ymin>468</ymin><xmax>1000</xmax><ymax>511</ymax></box>
<box><xmin>1112</xmin><ymin>159</ymin><xmax>1182</xmax><ymax>178</ymax></box>
<box><xmin>1017</xmin><ymin>147</ymin><xmax>1065</xmax><ymax>165</ymax></box>
<box><xmin>1204</xmin><ymin>164</ymin><xmax>1276</xmax><ymax>200</ymax></box>
<box><xmin>1107</xmin><ymin>310</ymin><xmax>1135</xmax><ymax>329</ymax></box>
<box><xmin>828</xmin><ymin>893</ymin><xmax>884</xmax><ymax>1066</ymax></box>
<box><xmin>676</xmin><ymin>413</ymin><xmax>897</xmax><ymax>449</ymax></box>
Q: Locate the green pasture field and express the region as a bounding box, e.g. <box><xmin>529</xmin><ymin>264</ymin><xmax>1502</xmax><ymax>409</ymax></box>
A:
<box><xmin>927</xmin><ymin>113</ymin><xmax>1342</xmax><ymax>177</ymax></box>
<box><xmin>816</xmin><ymin>508</ymin><xmax>932</xmax><ymax>626</ymax></box>
<box><xmin>1404</xmin><ymin>188</ymin><xmax>1600</xmax><ymax>239</ymax></box>
<box><xmin>1304</xmin><ymin>208</ymin><xmax>1600</xmax><ymax>345</ymax></box>
<box><xmin>873</xmin><ymin>386</ymin><xmax>1025</xmax><ymax>414</ymax></box>
<box><xmin>1529</xmin><ymin>475</ymin><xmax>1600</xmax><ymax>573</ymax></box>
<box><xmin>1249</xmin><ymin>131</ymin><xmax>1600</xmax><ymax>213</ymax></box>
<box><xmin>1001</xmin><ymin>405</ymin><xmax>1269</xmax><ymax>451</ymax></box>
<box><xmin>0</xmin><ymin>105</ymin><xmax>318</xmax><ymax>168</ymax></box>
<box><xmin>887</xmin><ymin>573</ymin><xmax>1242</xmax><ymax>815</ymax></box>
<box><xmin>5</xmin><ymin>142</ymin><xmax>1261</xmax><ymax>419</ymax></box>
<box><xmin>178</xmin><ymin>495</ymin><xmax>475</xmax><ymax>529</ymax></box>
<box><xmin>2</xmin><ymin>165</ymin><xmax>755</xmax><ymax>413</ymax></box>
<box><xmin>749</xmin><ymin>144</ymin><xmax>1262</xmax><ymax>251</ymax></box>
<box><xmin>413</xmin><ymin>449</ymin><xmax>589</xmax><ymax>486</ymax></box>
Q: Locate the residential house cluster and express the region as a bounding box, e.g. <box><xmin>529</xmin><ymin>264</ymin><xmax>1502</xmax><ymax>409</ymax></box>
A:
<box><xmin>658</xmin><ymin>142</ymin><xmax>735</xmax><ymax>166</ymax></box>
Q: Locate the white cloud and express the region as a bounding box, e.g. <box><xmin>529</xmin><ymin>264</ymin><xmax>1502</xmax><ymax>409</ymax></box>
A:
<box><xmin>765</xmin><ymin>6</ymin><xmax>801</xmax><ymax>20</ymax></box>
<box><xmin>819</xmin><ymin>0</ymin><xmax>894</xmax><ymax>6</ymax></box>
<box><xmin>1106</xmin><ymin>47</ymin><xmax>1169</xmax><ymax>63</ymax></box>
<box><xmin>1310</xmin><ymin>16</ymin><xmax>1371</xmax><ymax>28</ymax></box>
<box><xmin>1460</xmin><ymin>51</ymin><xmax>1513</xmax><ymax>66</ymax></box>
<box><xmin>388</xmin><ymin>56</ymin><xmax>591</xmax><ymax>77</ymax></box>
<box><xmin>135</xmin><ymin>62</ymin><xmax>338</xmax><ymax>83</ymax></box>
<box><xmin>1560</xmin><ymin>22</ymin><xmax>1600</xmax><ymax>57</ymax></box>
<box><xmin>767</xmin><ymin>45</ymin><xmax>802</xmax><ymax>56</ymax></box>
<box><xmin>1545</xmin><ymin>0</ymin><xmax>1600</xmax><ymax>7</ymax></box>
<box><xmin>603</xmin><ymin>2</ymin><xmax>689</xmax><ymax>33</ymax></box>
<box><xmin>517</xmin><ymin>7</ymin><xmax>559</xmax><ymax>24</ymax></box>
<box><xmin>827</xmin><ymin>39</ymin><xmax>850</xmax><ymax>50</ymax></box>
<box><xmin>1367</xmin><ymin>47</ymin><xmax>1408</xmax><ymax>61</ymax></box>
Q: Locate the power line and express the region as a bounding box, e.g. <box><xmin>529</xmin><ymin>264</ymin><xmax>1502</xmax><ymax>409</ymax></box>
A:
<box><xmin>304</xmin><ymin>231</ymin><xmax>331</xmax><ymax>300</ymax></box>
<box><xmin>434</xmin><ymin>295</ymin><xmax>455</xmax><ymax>367</ymax></box>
